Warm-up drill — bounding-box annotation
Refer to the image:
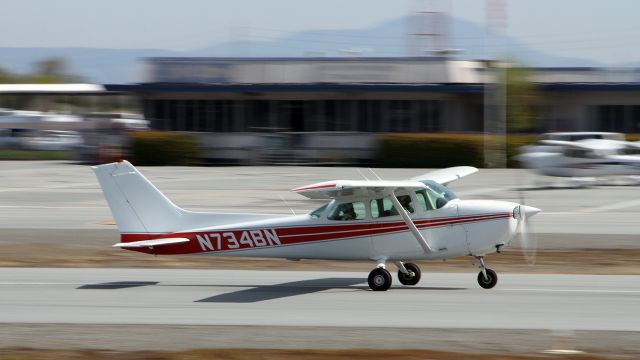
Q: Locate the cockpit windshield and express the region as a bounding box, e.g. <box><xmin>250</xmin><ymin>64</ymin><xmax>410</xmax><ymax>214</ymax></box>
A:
<box><xmin>419</xmin><ymin>180</ymin><xmax>458</xmax><ymax>209</ymax></box>
<box><xmin>309</xmin><ymin>203</ymin><xmax>328</xmax><ymax>219</ymax></box>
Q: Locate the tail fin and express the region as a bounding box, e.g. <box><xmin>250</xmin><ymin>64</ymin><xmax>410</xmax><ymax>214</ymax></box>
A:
<box><xmin>92</xmin><ymin>161</ymin><xmax>184</xmax><ymax>234</ymax></box>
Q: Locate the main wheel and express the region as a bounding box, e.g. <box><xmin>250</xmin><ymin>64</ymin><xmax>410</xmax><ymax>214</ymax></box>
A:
<box><xmin>397</xmin><ymin>262</ymin><xmax>421</xmax><ymax>286</ymax></box>
<box><xmin>368</xmin><ymin>268</ymin><xmax>392</xmax><ymax>291</ymax></box>
<box><xmin>477</xmin><ymin>268</ymin><xmax>498</xmax><ymax>289</ymax></box>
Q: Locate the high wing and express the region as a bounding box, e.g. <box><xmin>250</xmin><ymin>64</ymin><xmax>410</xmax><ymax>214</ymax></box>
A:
<box><xmin>292</xmin><ymin>166</ymin><xmax>477</xmax><ymax>200</ymax></box>
<box><xmin>291</xmin><ymin>180</ymin><xmax>426</xmax><ymax>200</ymax></box>
<box><xmin>411</xmin><ymin>166</ymin><xmax>478</xmax><ymax>186</ymax></box>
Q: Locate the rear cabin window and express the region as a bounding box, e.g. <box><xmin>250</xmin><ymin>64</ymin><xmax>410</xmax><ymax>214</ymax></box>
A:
<box><xmin>370</xmin><ymin>195</ymin><xmax>414</xmax><ymax>218</ymax></box>
<box><xmin>327</xmin><ymin>201</ymin><xmax>366</xmax><ymax>221</ymax></box>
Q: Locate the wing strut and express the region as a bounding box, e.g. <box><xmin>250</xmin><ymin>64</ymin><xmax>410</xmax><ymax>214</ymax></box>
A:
<box><xmin>388</xmin><ymin>194</ymin><xmax>435</xmax><ymax>253</ymax></box>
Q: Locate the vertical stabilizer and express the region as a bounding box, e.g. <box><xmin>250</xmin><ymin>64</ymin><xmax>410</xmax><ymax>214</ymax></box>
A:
<box><xmin>92</xmin><ymin>161</ymin><xmax>184</xmax><ymax>235</ymax></box>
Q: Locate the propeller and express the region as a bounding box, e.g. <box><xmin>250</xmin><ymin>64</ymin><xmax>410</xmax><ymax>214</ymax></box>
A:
<box><xmin>514</xmin><ymin>204</ymin><xmax>541</xmax><ymax>265</ymax></box>
<box><xmin>515</xmin><ymin>172</ymin><xmax>541</xmax><ymax>265</ymax></box>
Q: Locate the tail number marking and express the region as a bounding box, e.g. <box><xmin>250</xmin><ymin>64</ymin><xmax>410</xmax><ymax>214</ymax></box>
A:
<box><xmin>196</xmin><ymin>229</ymin><xmax>280</xmax><ymax>252</ymax></box>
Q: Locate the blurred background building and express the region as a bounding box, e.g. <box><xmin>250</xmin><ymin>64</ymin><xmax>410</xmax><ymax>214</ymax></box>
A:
<box><xmin>2</xmin><ymin>58</ymin><xmax>640</xmax><ymax>164</ymax></box>
<box><xmin>99</xmin><ymin>57</ymin><xmax>640</xmax><ymax>163</ymax></box>
<box><xmin>2</xmin><ymin>0</ymin><xmax>640</xmax><ymax>165</ymax></box>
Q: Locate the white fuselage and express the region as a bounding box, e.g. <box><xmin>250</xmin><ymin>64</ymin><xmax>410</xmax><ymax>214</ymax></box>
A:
<box><xmin>129</xmin><ymin>198</ymin><xmax>520</xmax><ymax>262</ymax></box>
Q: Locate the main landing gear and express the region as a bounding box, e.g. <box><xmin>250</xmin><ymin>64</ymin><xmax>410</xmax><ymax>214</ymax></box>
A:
<box><xmin>476</xmin><ymin>256</ymin><xmax>498</xmax><ymax>289</ymax></box>
<box><xmin>366</xmin><ymin>257</ymin><xmax>498</xmax><ymax>291</ymax></box>
<box><xmin>367</xmin><ymin>260</ymin><xmax>422</xmax><ymax>291</ymax></box>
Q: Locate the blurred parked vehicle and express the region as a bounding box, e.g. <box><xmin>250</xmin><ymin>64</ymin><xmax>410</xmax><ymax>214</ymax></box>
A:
<box><xmin>0</xmin><ymin>128</ymin><xmax>33</xmax><ymax>149</ymax></box>
<box><xmin>0</xmin><ymin>109</ymin><xmax>82</xmax><ymax>123</ymax></box>
<box><xmin>22</xmin><ymin>130</ymin><xmax>83</xmax><ymax>151</ymax></box>
<box><xmin>516</xmin><ymin>132</ymin><xmax>640</xmax><ymax>177</ymax></box>
<box><xmin>86</xmin><ymin>112</ymin><xmax>149</xmax><ymax>130</ymax></box>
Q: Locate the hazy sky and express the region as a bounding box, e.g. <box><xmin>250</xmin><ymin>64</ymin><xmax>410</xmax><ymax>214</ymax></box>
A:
<box><xmin>2</xmin><ymin>0</ymin><xmax>639</xmax><ymax>64</ymax></box>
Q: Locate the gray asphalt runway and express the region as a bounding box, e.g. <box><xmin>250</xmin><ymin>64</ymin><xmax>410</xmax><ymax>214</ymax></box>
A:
<box><xmin>2</xmin><ymin>268</ymin><xmax>639</xmax><ymax>331</ymax></box>
<box><xmin>2</xmin><ymin>161</ymin><xmax>640</xmax><ymax>237</ymax></box>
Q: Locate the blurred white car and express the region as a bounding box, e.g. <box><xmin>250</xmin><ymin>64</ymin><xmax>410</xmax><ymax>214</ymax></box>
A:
<box><xmin>87</xmin><ymin>112</ymin><xmax>149</xmax><ymax>130</ymax></box>
<box><xmin>23</xmin><ymin>130</ymin><xmax>83</xmax><ymax>151</ymax></box>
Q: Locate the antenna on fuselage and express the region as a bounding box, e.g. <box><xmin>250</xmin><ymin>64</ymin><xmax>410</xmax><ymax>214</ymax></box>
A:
<box><xmin>279</xmin><ymin>194</ymin><xmax>297</xmax><ymax>215</ymax></box>
<box><xmin>368</xmin><ymin>168</ymin><xmax>383</xmax><ymax>180</ymax></box>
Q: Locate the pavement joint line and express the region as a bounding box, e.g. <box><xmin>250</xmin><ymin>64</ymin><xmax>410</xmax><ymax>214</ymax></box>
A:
<box><xmin>2</xmin><ymin>283</ymin><xmax>640</xmax><ymax>295</ymax></box>
<box><xmin>502</xmin><ymin>288</ymin><xmax>640</xmax><ymax>294</ymax></box>
<box><xmin>579</xmin><ymin>198</ymin><xmax>640</xmax><ymax>213</ymax></box>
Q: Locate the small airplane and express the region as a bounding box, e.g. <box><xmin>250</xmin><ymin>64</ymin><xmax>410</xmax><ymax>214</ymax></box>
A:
<box><xmin>93</xmin><ymin>161</ymin><xmax>540</xmax><ymax>291</ymax></box>
<box><xmin>517</xmin><ymin>132</ymin><xmax>640</xmax><ymax>178</ymax></box>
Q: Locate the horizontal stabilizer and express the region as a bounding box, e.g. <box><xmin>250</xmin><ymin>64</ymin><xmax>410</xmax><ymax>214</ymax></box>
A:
<box><xmin>113</xmin><ymin>238</ymin><xmax>190</xmax><ymax>248</ymax></box>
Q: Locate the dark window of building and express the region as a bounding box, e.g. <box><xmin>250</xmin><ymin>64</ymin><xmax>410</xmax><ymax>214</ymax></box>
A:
<box><xmin>597</xmin><ymin>105</ymin><xmax>631</xmax><ymax>132</ymax></box>
<box><xmin>205</xmin><ymin>101</ymin><xmax>216</xmax><ymax>132</ymax></box>
<box><xmin>249</xmin><ymin>100</ymin><xmax>270</xmax><ymax>130</ymax></box>
<box><xmin>228</xmin><ymin>100</ymin><xmax>239</xmax><ymax>132</ymax></box>
<box><xmin>213</xmin><ymin>101</ymin><xmax>224</xmax><ymax>132</ymax></box>
<box><xmin>168</xmin><ymin>100</ymin><xmax>178</xmax><ymax>131</ymax></box>
<box><xmin>290</xmin><ymin>101</ymin><xmax>305</xmax><ymax>132</ymax></box>
<box><xmin>389</xmin><ymin>100</ymin><xmax>412</xmax><ymax>132</ymax></box>
<box><xmin>185</xmin><ymin>100</ymin><xmax>195</xmax><ymax>131</ymax></box>
<box><xmin>325</xmin><ymin>100</ymin><xmax>337</xmax><ymax>131</ymax></box>
<box><xmin>633</xmin><ymin>106</ymin><xmax>640</xmax><ymax>132</ymax></box>
<box><xmin>197</xmin><ymin>100</ymin><xmax>207</xmax><ymax>131</ymax></box>
<box><xmin>417</xmin><ymin>100</ymin><xmax>443</xmax><ymax>132</ymax></box>
<box><xmin>357</xmin><ymin>100</ymin><xmax>368</xmax><ymax>132</ymax></box>
<box><xmin>304</xmin><ymin>101</ymin><xmax>320</xmax><ymax>132</ymax></box>
<box><xmin>152</xmin><ymin>100</ymin><xmax>166</xmax><ymax>130</ymax></box>
<box><xmin>370</xmin><ymin>101</ymin><xmax>382</xmax><ymax>132</ymax></box>
<box><xmin>271</xmin><ymin>101</ymin><xmax>284</xmax><ymax>130</ymax></box>
<box><xmin>613</xmin><ymin>105</ymin><xmax>624</xmax><ymax>132</ymax></box>
<box><xmin>336</xmin><ymin>100</ymin><xmax>353</xmax><ymax>131</ymax></box>
<box><xmin>153</xmin><ymin>99</ymin><xmax>164</xmax><ymax>119</ymax></box>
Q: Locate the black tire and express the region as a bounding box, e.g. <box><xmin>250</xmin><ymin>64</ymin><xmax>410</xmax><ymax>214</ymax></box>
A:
<box><xmin>368</xmin><ymin>268</ymin><xmax>392</xmax><ymax>291</ymax></box>
<box><xmin>477</xmin><ymin>268</ymin><xmax>498</xmax><ymax>289</ymax></box>
<box><xmin>397</xmin><ymin>262</ymin><xmax>421</xmax><ymax>286</ymax></box>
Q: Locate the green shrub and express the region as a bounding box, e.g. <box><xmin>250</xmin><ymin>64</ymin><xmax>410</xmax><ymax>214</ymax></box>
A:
<box><xmin>128</xmin><ymin>131</ymin><xmax>201</xmax><ymax>166</ymax></box>
<box><xmin>377</xmin><ymin>133</ymin><xmax>538</xmax><ymax>168</ymax></box>
<box><xmin>378</xmin><ymin>134</ymin><xmax>484</xmax><ymax>168</ymax></box>
<box><xmin>0</xmin><ymin>150</ymin><xmax>73</xmax><ymax>160</ymax></box>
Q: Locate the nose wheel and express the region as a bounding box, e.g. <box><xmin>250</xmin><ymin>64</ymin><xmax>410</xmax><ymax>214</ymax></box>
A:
<box><xmin>396</xmin><ymin>261</ymin><xmax>421</xmax><ymax>286</ymax></box>
<box><xmin>476</xmin><ymin>256</ymin><xmax>498</xmax><ymax>289</ymax></box>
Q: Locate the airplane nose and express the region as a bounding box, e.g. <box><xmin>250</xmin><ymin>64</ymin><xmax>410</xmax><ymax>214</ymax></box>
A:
<box><xmin>522</xmin><ymin>205</ymin><xmax>541</xmax><ymax>218</ymax></box>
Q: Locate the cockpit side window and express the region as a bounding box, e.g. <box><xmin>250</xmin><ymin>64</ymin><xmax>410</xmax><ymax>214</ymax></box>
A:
<box><xmin>370</xmin><ymin>194</ymin><xmax>414</xmax><ymax>218</ymax></box>
<box><xmin>327</xmin><ymin>201</ymin><xmax>366</xmax><ymax>221</ymax></box>
<box><xmin>415</xmin><ymin>190</ymin><xmax>432</xmax><ymax>211</ymax></box>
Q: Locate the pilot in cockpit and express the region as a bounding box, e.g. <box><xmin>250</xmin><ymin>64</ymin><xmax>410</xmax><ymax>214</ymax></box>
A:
<box><xmin>330</xmin><ymin>202</ymin><xmax>357</xmax><ymax>221</ymax></box>
<box><xmin>342</xmin><ymin>203</ymin><xmax>357</xmax><ymax>220</ymax></box>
